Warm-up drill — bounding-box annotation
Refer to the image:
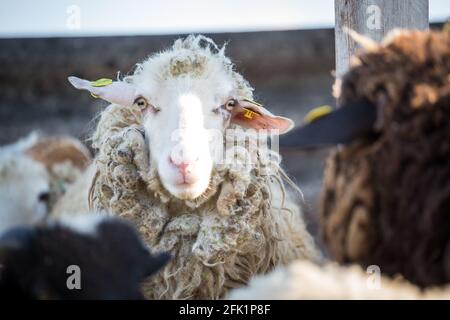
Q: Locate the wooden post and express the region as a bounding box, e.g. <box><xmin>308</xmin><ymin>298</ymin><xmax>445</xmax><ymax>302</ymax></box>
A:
<box><xmin>335</xmin><ymin>0</ymin><xmax>429</xmax><ymax>77</ymax></box>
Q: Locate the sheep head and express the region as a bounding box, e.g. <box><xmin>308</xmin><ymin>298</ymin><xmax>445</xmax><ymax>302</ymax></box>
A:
<box><xmin>0</xmin><ymin>145</ymin><xmax>49</xmax><ymax>234</ymax></box>
<box><xmin>69</xmin><ymin>35</ymin><xmax>293</xmax><ymax>200</ymax></box>
<box><xmin>0</xmin><ymin>134</ymin><xmax>91</xmax><ymax>234</ymax></box>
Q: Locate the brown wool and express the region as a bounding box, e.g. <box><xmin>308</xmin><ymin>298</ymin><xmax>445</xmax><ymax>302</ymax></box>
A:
<box><xmin>320</xmin><ymin>30</ymin><xmax>450</xmax><ymax>287</ymax></box>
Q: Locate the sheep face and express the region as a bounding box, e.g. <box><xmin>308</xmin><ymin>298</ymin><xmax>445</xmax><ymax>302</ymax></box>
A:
<box><xmin>69</xmin><ymin>35</ymin><xmax>294</xmax><ymax>200</ymax></box>
<box><xmin>137</xmin><ymin>78</ymin><xmax>296</xmax><ymax>200</ymax></box>
<box><xmin>141</xmin><ymin>86</ymin><xmax>219</xmax><ymax>200</ymax></box>
<box><xmin>135</xmin><ymin>69</ymin><xmax>293</xmax><ymax>201</ymax></box>
<box><xmin>128</xmin><ymin>54</ymin><xmax>240</xmax><ymax>200</ymax></box>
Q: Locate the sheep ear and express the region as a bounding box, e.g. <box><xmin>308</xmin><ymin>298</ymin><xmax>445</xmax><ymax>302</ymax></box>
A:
<box><xmin>279</xmin><ymin>100</ymin><xmax>377</xmax><ymax>148</ymax></box>
<box><xmin>231</xmin><ymin>99</ymin><xmax>294</xmax><ymax>135</ymax></box>
<box><xmin>24</xmin><ymin>136</ymin><xmax>91</xmax><ymax>171</ymax></box>
<box><xmin>68</xmin><ymin>76</ymin><xmax>138</xmax><ymax>107</ymax></box>
<box><xmin>143</xmin><ymin>252</ymin><xmax>171</xmax><ymax>277</ymax></box>
<box><xmin>344</xmin><ymin>27</ymin><xmax>378</xmax><ymax>50</ymax></box>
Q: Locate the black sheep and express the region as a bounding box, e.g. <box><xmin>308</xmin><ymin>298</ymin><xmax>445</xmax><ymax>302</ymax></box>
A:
<box><xmin>0</xmin><ymin>215</ymin><xmax>170</xmax><ymax>299</ymax></box>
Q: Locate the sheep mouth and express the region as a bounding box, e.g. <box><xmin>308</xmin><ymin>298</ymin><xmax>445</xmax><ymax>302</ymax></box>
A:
<box><xmin>175</xmin><ymin>181</ymin><xmax>198</xmax><ymax>188</ymax></box>
<box><xmin>154</xmin><ymin>169</ymin><xmax>219</xmax><ymax>206</ymax></box>
<box><xmin>165</xmin><ymin>177</ymin><xmax>211</xmax><ymax>201</ymax></box>
<box><xmin>174</xmin><ymin>177</ymin><xmax>201</xmax><ymax>186</ymax></box>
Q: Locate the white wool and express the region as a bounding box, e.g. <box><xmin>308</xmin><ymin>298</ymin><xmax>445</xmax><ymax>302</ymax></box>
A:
<box><xmin>54</xmin><ymin>211</ymin><xmax>109</xmax><ymax>236</ymax></box>
<box><xmin>125</xmin><ymin>35</ymin><xmax>250</xmax><ymax>103</ymax></box>
<box><xmin>227</xmin><ymin>260</ymin><xmax>450</xmax><ymax>300</ymax></box>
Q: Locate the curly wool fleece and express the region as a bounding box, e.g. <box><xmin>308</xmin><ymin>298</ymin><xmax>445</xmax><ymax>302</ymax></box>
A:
<box><xmin>88</xmin><ymin>36</ymin><xmax>321</xmax><ymax>299</ymax></box>
<box><xmin>320</xmin><ymin>30</ymin><xmax>450</xmax><ymax>287</ymax></box>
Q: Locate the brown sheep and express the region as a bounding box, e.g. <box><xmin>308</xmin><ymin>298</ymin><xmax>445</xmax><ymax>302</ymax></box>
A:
<box><xmin>319</xmin><ymin>29</ymin><xmax>450</xmax><ymax>288</ymax></box>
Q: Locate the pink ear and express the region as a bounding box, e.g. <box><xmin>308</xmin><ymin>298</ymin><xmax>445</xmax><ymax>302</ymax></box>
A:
<box><xmin>68</xmin><ymin>76</ymin><xmax>138</xmax><ymax>107</ymax></box>
<box><xmin>230</xmin><ymin>100</ymin><xmax>294</xmax><ymax>135</ymax></box>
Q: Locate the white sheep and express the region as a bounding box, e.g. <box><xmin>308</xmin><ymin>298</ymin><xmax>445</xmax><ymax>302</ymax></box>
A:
<box><xmin>66</xmin><ymin>35</ymin><xmax>322</xmax><ymax>299</ymax></box>
<box><xmin>0</xmin><ymin>134</ymin><xmax>91</xmax><ymax>234</ymax></box>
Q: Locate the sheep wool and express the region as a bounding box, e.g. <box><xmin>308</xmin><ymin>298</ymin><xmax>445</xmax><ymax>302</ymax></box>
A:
<box><xmin>228</xmin><ymin>260</ymin><xmax>450</xmax><ymax>300</ymax></box>
<box><xmin>320</xmin><ymin>30</ymin><xmax>450</xmax><ymax>287</ymax></box>
<box><xmin>89</xmin><ymin>36</ymin><xmax>321</xmax><ymax>299</ymax></box>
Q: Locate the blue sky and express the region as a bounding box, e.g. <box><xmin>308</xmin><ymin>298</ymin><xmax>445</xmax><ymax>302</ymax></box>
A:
<box><xmin>0</xmin><ymin>0</ymin><xmax>449</xmax><ymax>38</ymax></box>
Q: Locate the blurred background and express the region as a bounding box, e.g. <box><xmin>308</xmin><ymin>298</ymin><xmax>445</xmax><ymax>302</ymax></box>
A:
<box><xmin>0</xmin><ymin>0</ymin><xmax>449</xmax><ymax>232</ymax></box>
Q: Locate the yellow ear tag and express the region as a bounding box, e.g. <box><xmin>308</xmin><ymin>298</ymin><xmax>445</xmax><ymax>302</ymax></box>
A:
<box><xmin>243</xmin><ymin>108</ymin><xmax>257</xmax><ymax>119</ymax></box>
<box><xmin>241</xmin><ymin>98</ymin><xmax>262</xmax><ymax>119</ymax></box>
<box><xmin>91</xmin><ymin>78</ymin><xmax>113</xmax><ymax>87</ymax></box>
<box><xmin>304</xmin><ymin>105</ymin><xmax>333</xmax><ymax>124</ymax></box>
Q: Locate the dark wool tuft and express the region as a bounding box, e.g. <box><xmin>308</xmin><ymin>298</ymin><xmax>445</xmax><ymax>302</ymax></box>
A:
<box><xmin>320</xmin><ymin>29</ymin><xmax>450</xmax><ymax>287</ymax></box>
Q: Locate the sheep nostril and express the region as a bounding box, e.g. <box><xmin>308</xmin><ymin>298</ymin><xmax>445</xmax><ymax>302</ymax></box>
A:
<box><xmin>169</xmin><ymin>155</ymin><xmax>196</xmax><ymax>176</ymax></box>
<box><xmin>177</xmin><ymin>163</ymin><xmax>190</xmax><ymax>175</ymax></box>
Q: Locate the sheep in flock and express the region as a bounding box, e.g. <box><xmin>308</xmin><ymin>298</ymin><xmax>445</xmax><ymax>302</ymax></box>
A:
<box><xmin>319</xmin><ymin>29</ymin><xmax>450</xmax><ymax>288</ymax></box>
<box><xmin>66</xmin><ymin>35</ymin><xmax>322</xmax><ymax>299</ymax></box>
<box><xmin>0</xmin><ymin>214</ymin><xmax>170</xmax><ymax>299</ymax></box>
<box><xmin>241</xmin><ymin>28</ymin><xmax>450</xmax><ymax>298</ymax></box>
<box><xmin>0</xmin><ymin>134</ymin><xmax>91</xmax><ymax>234</ymax></box>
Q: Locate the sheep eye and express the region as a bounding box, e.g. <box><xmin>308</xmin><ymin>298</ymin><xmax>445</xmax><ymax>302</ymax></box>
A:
<box><xmin>213</xmin><ymin>99</ymin><xmax>237</xmax><ymax>115</ymax></box>
<box><xmin>134</xmin><ymin>97</ymin><xmax>148</xmax><ymax>110</ymax></box>
<box><xmin>134</xmin><ymin>97</ymin><xmax>160</xmax><ymax>113</ymax></box>
<box><xmin>225</xmin><ymin>99</ymin><xmax>236</xmax><ymax>110</ymax></box>
<box><xmin>38</xmin><ymin>192</ymin><xmax>50</xmax><ymax>203</ymax></box>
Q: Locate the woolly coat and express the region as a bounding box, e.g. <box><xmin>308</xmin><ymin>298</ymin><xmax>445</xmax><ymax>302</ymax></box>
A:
<box><xmin>87</xmin><ymin>36</ymin><xmax>321</xmax><ymax>299</ymax></box>
<box><xmin>320</xmin><ymin>30</ymin><xmax>450</xmax><ymax>287</ymax></box>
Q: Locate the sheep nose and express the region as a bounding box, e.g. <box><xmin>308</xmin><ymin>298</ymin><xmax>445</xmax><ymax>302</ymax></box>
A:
<box><xmin>177</xmin><ymin>162</ymin><xmax>190</xmax><ymax>175</ymax></box>
<box><xmin>169</xmin><ymin>156</ymin><xmax>194</xmax><ymax>176</ymax></box>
